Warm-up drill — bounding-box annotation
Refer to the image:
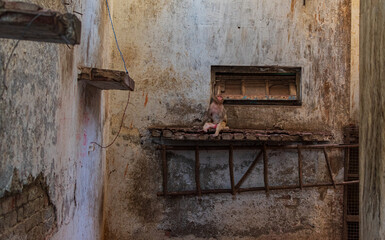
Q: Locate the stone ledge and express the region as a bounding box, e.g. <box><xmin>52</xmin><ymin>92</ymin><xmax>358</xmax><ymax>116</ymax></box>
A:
<box><xmin>149</xmin><ymin>126</ymin><xmax>333</xmax><ymax>142</ymax></box>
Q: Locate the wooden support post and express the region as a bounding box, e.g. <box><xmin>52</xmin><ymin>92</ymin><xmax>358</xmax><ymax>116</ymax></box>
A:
<box><xmin>229</xmin><ymin>145</ymin><xmax>235</xmax><ymax>195</ymax></box>
<box><xmin>162</xmin><ymin>145</ymin><xmax>168</xmax><ymax>196</ymax></box>
<box><xmin>297</xmin><ymin>146</ymin><xmax>303</xmax><ymax>190</ymax></box>
<box><xmin>195</xmin><ymin>145</ymin><xmax>202</xmax><ymax>197</ymax></box>
<box><xmin>323</xmin><ymin>147</ymin><xmax>336</xmax><ymax>188</ymax></box>
<box><xmin>263</xmin><ymin>144</ymin><xmax>269</xmax><ymax>193</ymax></box>
<box><xmin>235</xmin><ymin>149</ymin><xmax>263</xmax><ymax>192</ymax></box>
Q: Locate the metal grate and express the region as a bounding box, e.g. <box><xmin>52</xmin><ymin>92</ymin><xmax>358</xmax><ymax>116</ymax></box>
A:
<box><xmin>347</xmin><ymin>183</ymin><xmax>359</xmax><ymax>215</ymax></box>
<box><xmin>347</xmin><ymin>222</ymin><xmax>359</xmax><ymax>240</ymax></box>
<box><xmin>344</xmin><ymin>125</ymin><xmax>359</xmax><ymax>240</ymax></box>
<box><xmin>348</xmin><ymin>148</ymin><xmax>359</xmax><ymax>176</ymax></box>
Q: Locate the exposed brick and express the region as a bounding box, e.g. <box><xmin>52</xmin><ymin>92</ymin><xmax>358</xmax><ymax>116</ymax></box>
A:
<box><xmin>270</xmin><ymin>135</ymin><xmax>282</xmax><ymax>141</ymax></box>
<box><xmin>24</xmin><ymin>212</ymin><xmax>41</xmax><ymax>233</ymax></box>
<box><xmin>41</xmin><ymin>206</ymin><xmax>53</xmax><ymax>220</ymax></box>
<box><xmin>17</xmin><ymin>207</ymin><xmax>24</xmax><ymax>222</ymax></box>
<box><xmin>173</xmin><ymin>132</ymin><xmax>184</xmax><ymax>140</ymax></box>
<box><xmin>12</xmin><ymin>223</ymin><xmax>25</xmax><ymax>237</ymax></box>
<box><xmin>1</xmin><ymin>196</ymin><xmax>16</xmax><ymax>214</ymax></box>
<box><xmin>27</xmin><ymin>225</ymin><xmax>43</xmax><ymax>240</ymax></box>
<box><xmin>185</xmin><ymin>134</ymin><xmax>199</xmax><ymax>140</ymax></box>
<box><xmin>162</xmin><ymin>130</ymin><xmax>173</xmax><ymax>138</ymax></box>
<box><xmin>43</xmin><ymin>216</ymin><xmax>55</xmax><ymax>233</ymax></box>
<box><xmin>222</xmin><ymin>133</ymin><xmax>233</xmax><ymax>140</ymax></box>
<box><xmin>16</xmin><ymin>193</ymin><xmax>28</xmax><ymax>208</ymax></box>
<box><xmin>0</xmin><ymin>175</ymin><xmax>56</xmax><ymax>239</ymax></box>
<box><xmin>0</xmin><ymin>215</ymin><xmax>5</xmax><ymax>232</ymax></box>
<box><xmin>27</xmin><ymin>186</ymin><xmax>40</xmax><ymax>201</ymax></box>
<box><xmin>198</xmin><ymin>134</ymin><xmax>209</xmax><ymax>140</ymax></box>
<box><xmin>234</xmin><ymin>133</ymin><xmax>244</xmax><ymax>140</ymax></box>
<box><xmin>151</xmin><ymin>130</ymin><xmax>161</xmax><ymax>137</ymax></box>
<box><xmin>257</xmin><ymin>135</ymin><xmax>269</xmax><ymax>141</ymax></box>
<box><xmin>0</xmin><ymin>229</ymin><xmax>13</xmax><ymax>240</ymax></box>
<box><xmin>24</xmin><ymin>198</ymin><xmax>40</xmax><ymax>217</ymax></box>
<box><xmin>246</xmin><ymin>133</ymin><xmax>257</xmax><ymax>140</ymax></box>
<box><xmin>5</xmin><ymin>211</ymin><xmax>17</xmax><ymax>228</ymax></box>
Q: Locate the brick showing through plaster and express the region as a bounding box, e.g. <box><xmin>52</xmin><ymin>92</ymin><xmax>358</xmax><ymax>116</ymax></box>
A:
<box><xmin>0</xmin><ymin>175</ymin><xmax>56</xmax><ymax>240</ymax></box>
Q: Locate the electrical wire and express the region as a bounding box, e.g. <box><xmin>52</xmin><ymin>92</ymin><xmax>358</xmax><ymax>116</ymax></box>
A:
<box><xmin>91</xmin><ymin>0</ymin><xmax>132</xmax><ymax>149</ymax></box>
<box><xmin>105</xmin><ymin>0</ymin><xmax>128</xmax><ymax>74</ymax></box>
<box><xmin>91</xmin><ymin>91</ymin><xmax>130</xmax><ymax>149</ymax></box>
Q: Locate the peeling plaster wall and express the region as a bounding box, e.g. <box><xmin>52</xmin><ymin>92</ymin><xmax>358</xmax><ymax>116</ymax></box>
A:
<box><xmin>0</xmin><ymin>0</ymin><xmax>110</xmax><ymax>239</ymax></box>
<box><xmin>360</xmin><ymin>1</ymin><xmax>385</xmax><ymax>239</ymax></box>
<box><xmin>105</xmin><ymin>0</ymin><xmax>352</xmax><ymax>239</ymax></box>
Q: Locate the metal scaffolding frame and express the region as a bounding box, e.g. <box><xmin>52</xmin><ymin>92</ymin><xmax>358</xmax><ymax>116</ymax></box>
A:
<box><xmin>157</xmin><ymin>143</ymin><xmax>359</xmax><ymax>197</ymax></box>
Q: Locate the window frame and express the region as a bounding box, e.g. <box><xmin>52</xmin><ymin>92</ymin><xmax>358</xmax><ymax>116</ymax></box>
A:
<box><xmin>211</xmin><ymin>66</ymin><xmax>302</xmax><ymax>106</ymax></box>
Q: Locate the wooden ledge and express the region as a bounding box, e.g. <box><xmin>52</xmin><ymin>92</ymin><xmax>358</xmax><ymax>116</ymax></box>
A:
<box><xmin>0</xmin><ymin>1</ymin><xmax>81</xmax><ymax>45</ymax></box>
<box><xmin>78</xmin><ymin>67</ymin><xmax>135</xmax><ymax>91</ymax></box>
<box><xmin>149</xmin><ymin>126</ymin><xmax>333</xmax><ymax>142</ymax></box>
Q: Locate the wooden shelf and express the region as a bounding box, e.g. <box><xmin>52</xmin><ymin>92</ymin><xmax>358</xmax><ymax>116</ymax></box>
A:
<box><xmin>0</xmin><ymin>1</ymin><xmax>81</xmax><ymax>45</ymax></box>
<box><xmin>78</xmin><ymin>67</ymin><xmax>135</xmax><ymax>91</ymax></box>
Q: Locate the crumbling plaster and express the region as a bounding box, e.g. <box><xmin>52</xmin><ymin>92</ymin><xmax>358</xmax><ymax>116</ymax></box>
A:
<box><xmin>105</xmin><ymin>0</ymin><xmax>354</xmax><ymax>239</ymax></box>
<box><xmin>0</xmin><ymin>0</ymin><xmax>111</xmax><ymax>239</ymax></box>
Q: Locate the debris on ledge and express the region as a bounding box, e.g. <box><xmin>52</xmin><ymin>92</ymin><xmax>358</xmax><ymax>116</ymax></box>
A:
<box><xmin>148</xmin><ymin>126</ymin><xmax>333</xmax><ymax>142</ymax></box>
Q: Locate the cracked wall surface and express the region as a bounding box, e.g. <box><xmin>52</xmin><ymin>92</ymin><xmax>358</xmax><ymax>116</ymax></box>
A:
<box><xmin>0</xmin><ymin>0</ymin><xmax>110</xmax><ymax>239</ymax></box>
<box><xmin>105</xmin><ymin>0</ymin><xmax>356</xmax><ymax>239</ymax></box>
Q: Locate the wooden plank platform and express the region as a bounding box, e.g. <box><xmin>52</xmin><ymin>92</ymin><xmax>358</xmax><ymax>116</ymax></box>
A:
<box><xmin>78</xmin><ymin>67</ymin><xmax>135</xmax><ymax>91</ymax></box>
<box><xmin>0</xmin><ymin>1</ymin><xmax>81</xmax><ymax>45</ymax></box>
<box><xmin>149</xmin><ymin>126</ymin><xmax>333</xmax><ymax>142</ymax></box>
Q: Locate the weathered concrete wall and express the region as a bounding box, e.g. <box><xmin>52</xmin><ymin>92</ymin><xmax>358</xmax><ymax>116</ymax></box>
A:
<box><xmin>105</xmin><ymin>0</ymin><xmax>352</xmax><ymax>239</ymax></box>
<box><xmin>360</xmin><ymin>1</ymin><xmax>385</xmax><ymax>239</ymax></box>
<box><xmin>0</xmin><ymin>0</ymin><xmax>110</xmax><ymax>239</ymax></box>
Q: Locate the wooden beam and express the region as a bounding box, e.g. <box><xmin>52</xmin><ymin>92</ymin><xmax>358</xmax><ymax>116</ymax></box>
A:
<box><xmin>0</xmin><ymin>1</ymin><xmax>81</xmax><ymax>45</ymax></box>
<box><xmin>323</xmin><ymin>147</ymin><xmax>336</xmax><ymax>188</ymax></box>
<box><xmin>234</xmin><ymin>149</ymin><xmax>263</xmax><ymax>192</ymax></box>
<box><xmin>78</xmin><ymin>67</ymin><xmax>135</xmax><ymax>91</ymax></box>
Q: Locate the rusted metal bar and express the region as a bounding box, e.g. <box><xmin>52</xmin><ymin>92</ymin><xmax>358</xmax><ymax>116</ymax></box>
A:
<box><xmin>156</xmin><ymin>144</ymin><xmax>359</xmax><ymax>151</ymax></box>
<box><xmin>229</xmin><ymin>145</ymin><xmax>235</xmax><ymax>195</ymax></box>
<box><xmin>195</xmin><ymin>145</ymin><xmax>201</xmax><ymax>197</ymax></box>
<box><xmin>297</xmin><ymin>146</ymin><xmax>303</xmax><ymax>190</ymax></box>
<box><xmin>323</xmin><ymin>147</ymin><xmax>336</xmax><ymax>188</ymax></box>
<box><xmin>162</xmin><ymin>145</ymin><xmax>168</xmax><ymax>196</ymax></box>
<box><xmin>234</xmin><ymin>149</ymin><xmax>263</xmax><ymax>192</ymax></box>
<box><xmin>157</xmin><ymin>180</ymin><xmax>360</xmax><ymax>196</ymax></box>
<box><xmin>268</xmin><ymin>144</ymin><xmax>359</xmax><ymax>149</ymax></box>
<box><xmin>263</xmin><ymin>144</ymin><xmax>269</xmax><ymax>193</ymax></box>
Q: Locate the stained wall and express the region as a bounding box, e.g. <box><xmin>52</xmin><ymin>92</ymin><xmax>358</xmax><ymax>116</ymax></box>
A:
<box><xmin>105</xmin><ymin>0</ymin><xmax>354</xmax><ymax>239</ymax></box>
<box><xmin>0</xmin><ymin>0</ymin><xmax>110</xmax><ymax>239</ymax></box>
